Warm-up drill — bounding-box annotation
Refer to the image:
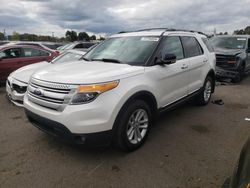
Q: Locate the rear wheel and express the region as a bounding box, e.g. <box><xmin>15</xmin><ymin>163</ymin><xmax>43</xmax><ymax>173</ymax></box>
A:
<box><xmin>113</xmin><ymin>100</ymin><xmax>152</xmax><ymax>152</ymax></box>
<box><xmin>196</xmin><ymin>76</ymin><xmax>213</xmax><ymax>106</ymax></box>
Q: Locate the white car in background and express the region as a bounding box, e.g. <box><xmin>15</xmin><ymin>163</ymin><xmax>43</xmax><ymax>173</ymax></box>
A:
<box><xmin>6</xmin><ymin>49</ymin><xmax>86</xmax><ymax>106</ymax></box>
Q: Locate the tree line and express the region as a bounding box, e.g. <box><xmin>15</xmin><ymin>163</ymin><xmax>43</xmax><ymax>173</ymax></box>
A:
<box><xmin>0</xmin><ymin>26</ymin><xmax>249</xmax><ymax>41</ymax></box>
<box><xmin>0</xmin><ymin>30</ymin><xmax>105</xmax><ymax>42</ymax></box>
<box><xmin>233</xmin><ymin>26</ymin><xmax>250</xmax><ymax>35</ymax></box>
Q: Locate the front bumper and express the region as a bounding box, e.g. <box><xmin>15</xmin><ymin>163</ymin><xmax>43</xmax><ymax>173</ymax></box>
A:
<box><xmin>215</xmin><ymin>66</ymin><xmax>240</xmax><ymax>79</ymax></box>
<box><xmin>25</xmin><ymin>109</ymin><xmax>112</xmax><ymax>146</ymax></box>
<box><xmin>6</xmin><ymin>80</ymin><xmax>26</xmax><ymax>107</ymax></box>
<box><xmin>23</xmin><ymin>88</ymin><xmax>121</xmax><ymax>134</ymax></box>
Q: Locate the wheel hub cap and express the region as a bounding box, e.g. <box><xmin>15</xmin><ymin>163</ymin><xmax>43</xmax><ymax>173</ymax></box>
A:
<box><xmin>204</xmin><ymin>81</ymin><xmax>212</xmax><ymax>102</ymax></box>
<box><xmin>126</xmin><ymin>109</ymin><xmax>148</xmax><ymax>144</ymax></box>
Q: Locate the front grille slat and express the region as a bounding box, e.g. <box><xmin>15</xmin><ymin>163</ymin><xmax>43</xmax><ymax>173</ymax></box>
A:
<box><xmin>28</xmin><ymin>91</ymin><xmax>64</xmax><ymax>104</ymax></box>
<box><xmin>30</xmin><ymin>83</ymin><xmax>69</xmax><ymax>94</ymax></box>
<box><xmin>216</xmin><ymin>54</ymin><xmax>237</xmax><ymax>68</ymax></box>
<box><xmin>27</xmin><ymin>78</ymin><xmax>76</xmax><ymax>111</ymax></box>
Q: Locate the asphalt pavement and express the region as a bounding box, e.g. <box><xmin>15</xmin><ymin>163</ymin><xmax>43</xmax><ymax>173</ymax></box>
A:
<box><xmin>0</xmin><ymin>77</ymin><xmax>250</xmax><ymax>188</ymax></box>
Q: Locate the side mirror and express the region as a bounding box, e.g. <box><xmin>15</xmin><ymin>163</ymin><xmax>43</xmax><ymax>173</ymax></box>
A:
<box><xmin>156</xmin><ymin>53</ymin><xmax>177</xmax><ymax>65</ymax></box>
<box><xmin>0</xmin><ymin>57</ymin><xmax>2</xmax><ymax>61</ymax></box>
<box><xmin>247</xmin><ymin>48</ymin><xmax>250</xmax><ymax>53</ymax></box>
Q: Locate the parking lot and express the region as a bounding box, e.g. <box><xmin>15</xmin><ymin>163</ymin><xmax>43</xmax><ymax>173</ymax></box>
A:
<box><xmin>0</xmin><ymin>77</ymin><xmax>249</xmax><ymax>188</ymax></box>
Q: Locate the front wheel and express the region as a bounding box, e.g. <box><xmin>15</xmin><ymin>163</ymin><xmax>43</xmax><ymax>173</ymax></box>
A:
<box><xmin>113</xmin><ymin>100</ymin><xmax>152</xmax><ymax>152</ymax></box>
<box><xmin>196</xmin><ymin>76</ymin><xmax>213</xmax><ymax>106</ymax></box>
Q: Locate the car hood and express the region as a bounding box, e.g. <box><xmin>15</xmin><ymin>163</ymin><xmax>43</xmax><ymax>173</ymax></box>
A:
<box><xmin>32</xmin><ymin>61</ymin><xmax>145</xmax><ymax>84</ymax></box>
<box><xmin>11</xmin><ymin>61</ymin><xmax>49</xmax><ymax>83</ymax></box>
<box><xmin>214</xmin><ymin>47</ymin><xmax>244</xmax><ymax>56</ymax></box>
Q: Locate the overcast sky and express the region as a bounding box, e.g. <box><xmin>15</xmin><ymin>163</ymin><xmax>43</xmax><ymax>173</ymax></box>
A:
<box><xmin>0</xmin><ymin>0</ymin><xmax>249</xmax><ymax>37</ymax></box>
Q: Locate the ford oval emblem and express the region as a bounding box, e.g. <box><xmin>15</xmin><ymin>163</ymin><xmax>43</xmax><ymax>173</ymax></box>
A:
<box><xmin>34</xmin><ymin>88</ymin><xmax>43</xmax><ymax>96</ymax></box>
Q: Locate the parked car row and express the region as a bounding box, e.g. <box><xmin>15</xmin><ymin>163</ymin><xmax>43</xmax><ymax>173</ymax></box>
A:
<box><xmin>6</xmin><ymin>49</ymin><xmax>86</xmax><ymax>106</ymax></box>
<box><xmin>0</xmin><ymin>41</ymin><xmax>97</xmax><ymax>83</ymax></box>
<box><xmin>2</xmin><ymin>28</ymin><xmax>250</xmax><ymax>152</ymax></box>
<box><xmin>0</xmin><ymin>44</ymin><xmax>59</xmax><ymax>83</ymax></box>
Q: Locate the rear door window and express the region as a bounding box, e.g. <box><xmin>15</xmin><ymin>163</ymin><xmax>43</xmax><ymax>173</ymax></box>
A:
<box><xmin>181</xmin><ymin>36</ymin><xmax>203</xmax><ymax>58</ymax></box>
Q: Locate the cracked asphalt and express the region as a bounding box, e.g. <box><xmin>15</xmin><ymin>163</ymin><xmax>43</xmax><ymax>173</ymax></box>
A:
<box><xmin>0</xmin><ymin>77</ymin><xmax>250</xmax><ymax>188</ymax></box>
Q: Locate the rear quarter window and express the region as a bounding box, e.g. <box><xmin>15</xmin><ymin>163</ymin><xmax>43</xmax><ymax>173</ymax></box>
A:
<box><xmin>23</xmin><ymin>48</ymin><xmax>49</xmax><ymax>57</ymax></box>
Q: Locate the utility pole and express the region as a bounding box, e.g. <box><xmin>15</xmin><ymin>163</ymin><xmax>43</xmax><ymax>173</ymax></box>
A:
<box><xmin>52</xmin><ymin>32</ymin><xmax>55</xmax><ymax>42</ymax></box>
<box><xmin>213</xmin><ymin>28</ymin><xmax>216</xmax><ymax>36</ymax></box>
<box><xmin>3</xmin><ymin>29</ymin><xmax>7</xmax><ymax>40</ymax></box>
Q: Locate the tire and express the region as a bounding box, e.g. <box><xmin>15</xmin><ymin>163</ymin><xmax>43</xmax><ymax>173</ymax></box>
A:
<box><xmin>196</xmin><ymin>76</ymin><xmax>213</xmax><ymax>106</ymax></box>
<box><xmin>113</xmin><ymin>100</ymin><xmax>152</xmax><ymax>152</ymax></box>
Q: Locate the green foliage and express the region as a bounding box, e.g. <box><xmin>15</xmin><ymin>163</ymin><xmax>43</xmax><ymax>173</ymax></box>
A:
<box><xmin>78</xmin><ymin>32</ymin><xmax>90</xmax><ymax>41</ymax></box>
<box><xmin>100</xmin><ymin>36</ymin><xmax>105</xmax><ymax>41</ymax></box>
<box><xmin>245</xmin><ymin>26</ymin><xmax>250</xmax><ymax>34</ymax></box>
<box><xmin>66</xmin><ymin>30</ymin><xmax>78</xmax><ymax>42</ymax></box>
<box><xmin>234</xmin><ymin>26</ymin><xmax>250</xmax><ymax>35</ymax></box>
<box><xmin>90</xmin><ymin>35</ymin><xmax>96</xmax><ymax>40</ymax></box>
<box><xmin>0</xmin><ymin>32</ymin><xmax>5</xmax><ymax>40</ymax></box>
<box><xmin>12</xmin><ymin>31</ymin><xmax>20</xmax><ymax>41</ymax></box>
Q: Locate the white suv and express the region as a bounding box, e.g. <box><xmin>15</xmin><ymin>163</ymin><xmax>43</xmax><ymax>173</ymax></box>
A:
<box><xmin>24</xmin><ymin>29</ymin><xmax>216</xmax><ymax>151</ymax></box>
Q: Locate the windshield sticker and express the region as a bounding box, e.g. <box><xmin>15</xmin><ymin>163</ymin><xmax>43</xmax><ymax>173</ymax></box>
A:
<box><xmin>140</xmin><ymin>37</ymin><xmax>159</xmax><ymax>42</ymax></box>
<box><xmin>237</xmin><ymin>38</ymin><xmax>246</xmax><ymax>41</ymax></box>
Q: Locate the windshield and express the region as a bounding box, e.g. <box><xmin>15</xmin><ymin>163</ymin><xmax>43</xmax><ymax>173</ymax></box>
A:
<box><xmin>84</xmin><ymin>36</ymin><xmax>160</xmax><ymax>65</ymax></box>
<box><xmin>51</xmin><ymin>52</ymin><xmax>83</xmax><ymax>64</ymax></box>
<box><xmin>210</xmin><ymin>37</ymin><xmax>247</xmax><ymax>49</ymax></box>
<box><xmin>59</xmin><ymin>43</ymin><xmax>72</xmax><ymax>50</ymax></box>
<box><xmin>64</xmin><ymin>43</ymin><xmax>76</xmax><ymax>50</ymax></box>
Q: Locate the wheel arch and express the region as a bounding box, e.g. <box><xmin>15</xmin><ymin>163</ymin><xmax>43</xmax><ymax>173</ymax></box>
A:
<box><xmin>112</xmin><ymin>90</ymin><xmax>158</xmax><ymax>132</ymax></box>
<box><xmin>207</xmin><ymin>69</ymin><xmax>216</xmax><ymax>93</ymax></box>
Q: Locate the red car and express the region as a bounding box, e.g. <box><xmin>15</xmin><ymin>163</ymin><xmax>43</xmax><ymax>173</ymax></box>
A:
<box><xmin>0</xmin><ymin>45</ymin><xmax>59</xmax><ymax>83</ymax></box>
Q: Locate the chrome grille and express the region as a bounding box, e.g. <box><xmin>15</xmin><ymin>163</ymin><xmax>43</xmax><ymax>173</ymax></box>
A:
<box><xmin>216</xmin><ymin>54</ymin><xmax>237</xmax><ymax>68</ymax></box>
<box><xmin>27</xmin><ymin>78</ymin><xmax>76</xmax><ymax>111</ymax></box>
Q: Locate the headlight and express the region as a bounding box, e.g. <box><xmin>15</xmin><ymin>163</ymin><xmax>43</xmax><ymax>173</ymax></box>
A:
<box><xmin>70</xmin><ymin>80</ymin><xmax>119</xmax><ymax>104</ymax></box>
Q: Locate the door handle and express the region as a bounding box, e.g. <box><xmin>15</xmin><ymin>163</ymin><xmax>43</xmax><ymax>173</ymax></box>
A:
<box><xmin>181</xmin><ymin>64</ymin><xmax>188</xmax><ymax>69</ymax></box>
<box><xmin>203</xmin><ymin>59</ymin><xmax>208</xmax><ymax>63</ymax></box>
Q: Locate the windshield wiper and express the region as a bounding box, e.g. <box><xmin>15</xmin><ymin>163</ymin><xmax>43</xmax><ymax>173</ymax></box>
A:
<box><xmin>91</xmin><ymin>58</ymin><xmax>122</xmax><ymax>64</ymax></box>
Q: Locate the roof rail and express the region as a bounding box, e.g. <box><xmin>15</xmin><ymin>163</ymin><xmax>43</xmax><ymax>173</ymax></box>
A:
<box><xmin>117</xmin><ymin>28</ymin><xmax>206</xmax><ymax>35</ymax></box>
<box><xmin>136</xmin><ymin>28</ymin><xmax>173</xmax><ymax>32</ymax></box>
